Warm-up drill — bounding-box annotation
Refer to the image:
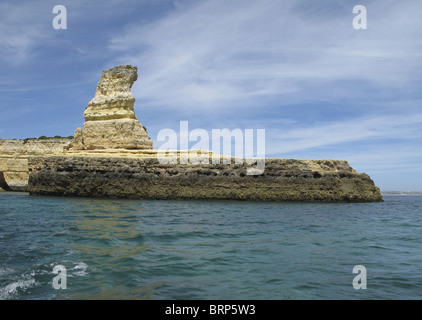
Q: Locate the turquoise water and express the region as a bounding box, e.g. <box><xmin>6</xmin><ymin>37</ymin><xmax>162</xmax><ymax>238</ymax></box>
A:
<box><xmin>0</xmin><ymin>192</ymin><xmax>421</xmax><ymax>300</ymax></box>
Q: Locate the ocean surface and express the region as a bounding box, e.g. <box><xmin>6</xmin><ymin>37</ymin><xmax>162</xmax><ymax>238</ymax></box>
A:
<box><xmin>0</xmin><ymin>192</ymin><xmax>421</xmax><ymax>300</ymax></box>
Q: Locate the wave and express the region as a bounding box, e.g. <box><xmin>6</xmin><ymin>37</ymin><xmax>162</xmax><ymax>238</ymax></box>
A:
<box><xmin>70</xmin><ymin>262</ymin><xmax>88</xmax><ymax>277</ymax></box>
<box><xmin>0</xmin><ymin>277</ymin><xmax>37</xmax><ymax>300</ymax></box>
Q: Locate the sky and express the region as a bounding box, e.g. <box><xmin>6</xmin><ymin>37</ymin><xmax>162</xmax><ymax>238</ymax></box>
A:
<box><xmin>1</xmin><ymin>0</ymin><xmax>422</xmax><ymax>191</ymax></box>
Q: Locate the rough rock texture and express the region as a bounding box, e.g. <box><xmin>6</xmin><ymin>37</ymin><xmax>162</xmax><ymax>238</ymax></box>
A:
<box><xmin>0</xmin><ymin>139</ymin><xmax>72</xmax><ymax>155</ymax></box>
<box><xmin>71</xmin><ymin>65</ymin><xmax>153</xmax><ymax>150</ymax></box>
<box><xmin>28</xmin><ymin>156</ymin><xmax>383</xmax><ymax>202</ymax></box>
<box><xmin>2</xmin><ymin>65</ymin><xmax>384</xmax><ymax>202</ymax></box>
<box><xmin>0</xmin><ymin>138</ymin><xmax>72</xmax><ymax>191</ymax></box>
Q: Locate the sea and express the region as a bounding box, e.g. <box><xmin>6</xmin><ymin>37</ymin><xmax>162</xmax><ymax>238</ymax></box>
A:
<box><xmin>0</xmin><ymin>192</ymin><xmax>421</xmax><ymax>300</ymax></box>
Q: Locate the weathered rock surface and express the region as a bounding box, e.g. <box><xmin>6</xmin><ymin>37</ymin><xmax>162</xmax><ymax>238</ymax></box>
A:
<box><xmin>2</xmin><ymin>65</ymin><xmax>384</xmax><ymax>202</ymax></box>
<box><xmin>71</xmin><ymin>65</ymin><xmax>153</xmax><ymax>150</ymax></box>
<box><xmin>0</xmin><ymin>139</ymin><xmax>72</xmax><ymax>155</ymax></box>
<box><xmin>28</xmin><ymin>156</ymin><xmax>383</xmax><ymax>202</ymax></box>
<box><xmin>0</xmin><ymin>138</ymin><xmax>72</xmax><ymax>191</ymax></box>
<box><xmin>80</xmin><ymin>119</ymin><xmax>152</xmax><ymax>150</ymax></box>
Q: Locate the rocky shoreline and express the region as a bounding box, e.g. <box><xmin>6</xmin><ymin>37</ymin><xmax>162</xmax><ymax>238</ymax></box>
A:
<box><xmin>27</xmin><ymin>155</ymin><xmax>382</xmax><ymax>202</ymax></box>
<box><xmin>0</xmin><ymin>138</ymin><xmax>72</xmax><ymax>191</ymax></box>
<box><xmin>0</xmin><ymin>65</ymin><xmax>383</xmax><ymax>202</ymax></box>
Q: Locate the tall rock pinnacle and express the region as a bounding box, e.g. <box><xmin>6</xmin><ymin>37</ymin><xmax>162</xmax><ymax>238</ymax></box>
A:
<box><xmin>71</xmin><ymin>65</ymin><xmax>153</xmax><ymax>150</ymax></box>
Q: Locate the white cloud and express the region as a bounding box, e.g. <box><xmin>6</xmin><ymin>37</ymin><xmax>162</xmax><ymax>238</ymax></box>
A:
<box><xmin>109</xmin><ymin>0</ymin><xmax>422</xmax><ymax>110</ymax></box>
<box><xmin>0</xmin><ymin>2</ymin><xmax>47</xmax><ymax>65</ymax></box>
<box><xmin>265</xmin><ymin>112</ymin><xmax>422</xmax><ymax>155</ymax></box>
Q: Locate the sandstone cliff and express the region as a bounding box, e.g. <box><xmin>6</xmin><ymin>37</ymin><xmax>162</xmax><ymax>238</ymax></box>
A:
<box><xmin>1</xmin><ymin>64</ymin><xmax>383</xmax><ymax>202</ymax></box>
<box><xmin>0</xmin><ymin>138</ymin><xmax>72</xmax><ymax>191</ymax></box>
<box><xmin>71</xmin><ymin>65</ymin><xmax>153</xmax><ymax>150</ymax></box>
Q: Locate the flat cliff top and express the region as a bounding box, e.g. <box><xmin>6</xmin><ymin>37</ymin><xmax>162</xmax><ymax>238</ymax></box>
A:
<box><xmin>27</xmin><ymin>154</ymin><xmax>382</xmax><ymax>202</ymax></box>
<box><xmin>28</xmin><ymin>152</ymin><xmax>355</xmax><ymax>176</ymax></box>
<box><xmin>0</xmin><ymin>138</ymin><xmax>73</xmax><ymax>155</ymax></box>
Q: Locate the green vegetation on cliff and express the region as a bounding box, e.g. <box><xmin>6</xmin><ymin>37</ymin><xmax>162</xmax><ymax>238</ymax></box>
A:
<box><xmin>22</xmin><ymin>135</ymin><xmax>74</xmax><ymax>144</ymax></box>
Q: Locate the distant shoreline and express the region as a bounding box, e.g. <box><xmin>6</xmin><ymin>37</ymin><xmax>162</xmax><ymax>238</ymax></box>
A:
<box><xmin>3</xmin><ymin>189</ymin><xmax>422</xmax><ymax>197</ymax></box>
<box><xmin>382</xmin><ymin>192</ymin><xmax>422</xmax><ymax>196</ymax></box>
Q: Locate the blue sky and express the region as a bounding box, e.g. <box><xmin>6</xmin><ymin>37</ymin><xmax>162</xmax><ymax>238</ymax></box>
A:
<box><xmin>1</xmin><ymin>0</ymin><xmax>422</xmax><ymax>191</ymax></box>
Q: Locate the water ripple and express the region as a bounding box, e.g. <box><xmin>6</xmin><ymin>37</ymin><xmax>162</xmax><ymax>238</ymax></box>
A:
<box><xmin>1</xmin><ymin>193</ymin><xmax>422</xmax><ymax>299</ymax></box>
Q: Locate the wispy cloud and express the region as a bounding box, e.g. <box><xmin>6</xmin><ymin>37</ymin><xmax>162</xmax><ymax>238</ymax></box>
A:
<box><xmin>0</xmin><ymin>2</ymin><xmax>47</xmax><ymax>65</ymax></box>
<box><xmin>109</xmin><ymin>0</ymin><xmax>422</xmax><ymax>110</ymax></box>
<box><xmin>266</xmin><ymin>112</ymin><xmax>422</xmax><ymax>155</ymax></box>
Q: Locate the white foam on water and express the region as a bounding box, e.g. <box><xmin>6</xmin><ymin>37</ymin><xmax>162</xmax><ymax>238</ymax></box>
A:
<box><xmin>71</xmin><ymin>262</ymin><xmax>88</xmax><ymax>277</ymax></box>
<box><xmin>0</xmin><ymin>277</ymin><xmax>37</xmax><ymax>300</ymax></box>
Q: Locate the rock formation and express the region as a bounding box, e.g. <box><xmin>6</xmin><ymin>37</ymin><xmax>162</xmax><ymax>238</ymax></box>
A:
<box><xmin>0</xmin><ymin>138</ymin><xmax>72</xmax><ymax>191</ymax></box>
<box><xmin>28</xmin><ymin>156</ymin><xmax>383</xmax><ymax>202</ymax></box>
<box><xmin>71</xmin><ymin>65</ymin><xmax>153</xmax><ymax>150</ymax></box>
<box><xmin>1</xmin><ymin>64</ymin><xmax>383</xmax><ymax>202</ymax></box>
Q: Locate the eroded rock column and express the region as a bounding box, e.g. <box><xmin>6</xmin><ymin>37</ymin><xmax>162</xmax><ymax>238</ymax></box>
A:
<box><xmin>72</xmin><ymin>65</ymin><xmax>153</xmax><ymax>150</ymax></box>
